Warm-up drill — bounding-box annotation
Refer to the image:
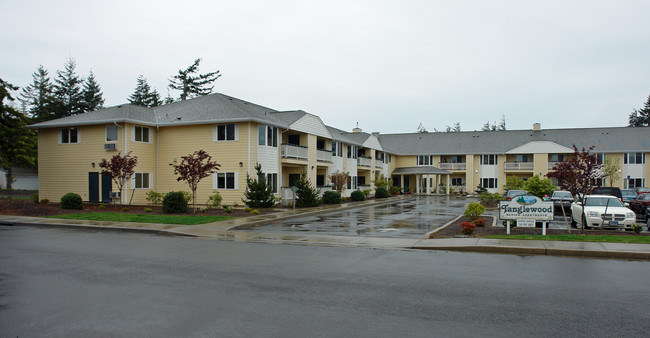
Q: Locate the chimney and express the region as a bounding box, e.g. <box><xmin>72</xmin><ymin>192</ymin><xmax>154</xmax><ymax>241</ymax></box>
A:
<box><xmin>533</xmin><ymin>123</ymin><xmax>541</xmax><ymax>131</ymax></box>
<box><xmin>352</xmin><ymin>122</ymin><xmax>362</xmax><ymax>133</ymax></box>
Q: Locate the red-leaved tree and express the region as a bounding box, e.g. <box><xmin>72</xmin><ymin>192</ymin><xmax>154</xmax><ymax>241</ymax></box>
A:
<box><xmin>547</xmin><ymin>145</ymin><xmax>603</xmax><ymax>232</ymax></box>
<box><xmin>170</xmin><ymin>150</ymin><xmax>220</xmax><ymax>213</ymax></box>
<box><xmin>99</xmin><ymin>152</ymin><xmax>138</xmax><ymax>206</ymax></box>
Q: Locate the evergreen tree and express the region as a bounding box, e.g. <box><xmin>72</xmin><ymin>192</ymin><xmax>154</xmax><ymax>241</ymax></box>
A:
<box><xmin>242</xmin><ymin>163</ymin><xmax>276</xmax><ymax>208</ymax></box>
<box><xmin>20</xmin><ymin>64</ymin><xmax>56</xmax><ymax>122</ymax></box>
<box><xmin>294</xmin><ymin>171</ymin><xmax>320</xmax><ymax>207</ymax></box>
<box><xmin>0</xmin><ymin>78</ymin><xmax>37</xmax><ymax>189</ymax></box>
<box><xmin>82</xmin><ymin>70</ymin><xmax>104</xmax><ymax>112</ymax></box>
<box><xmin>169</xmin><ymin>58</ymin><xmax>221</xmax><ymax>100</ymax></box>
<box><xmin>128</xmin><ymin>75</ymin><xmax>161</xmax><ymax>107</ymax></box>
<box><xmin>628</xmin><ymin>94</ymin><xmax>650</xmax><ymax>127</ymax></box>
<box><xmin>53</xmin><ymin>57</ymin><xmax>84</xmax><ymax>118</ymax></box>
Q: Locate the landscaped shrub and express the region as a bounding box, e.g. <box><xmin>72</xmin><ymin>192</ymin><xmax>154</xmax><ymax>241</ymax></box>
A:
<box><xmin>245</xmin><ymin>207</ymin><xmax>252</xmax><ymax>212</ymax></box>
<box><xmin>464</xmin><ymin>202</ymin><xmax>485</xmax><ymax>220</ymax></box>
<box><xmin>362</xmin><ymin>189</ymin><xmax>371</xmax><ymax>198</ymax></box>
<box><xmin>251</xmin><ymin>209</ymin><xmax>260</xmax><ymax>215</ymax></box>
<box><xmin>121</xmin><ymin>207</ymin><xmax>129</xmax><ymax>212</ymax></box>
<box><xmin>39</xmin><ymin>199</ymin><xmax>49</xmax><ymax>205</ymax></box>
<box><xmin>350</xmin><ymin>190</ymin><xmax>365</xmax><ymax>201</ymax></box>
<box><xmin>144</xmin><ymin>207</ymin><xmax>153</xmax><ymax>213</ymax></box>
<box><xmin>295</xmin><ymin>171</ymin><xmax>321</xmax><ymax>207</ymax></box>
<box><xmin>375</xmin><ymin>187</ymin><xmax>389</xmax><ymax>198</ymax></box>
<box><xmin>479</xmin><ymin>192</ymin><xmax>502</xmax><ymax>207</ymax></box>
<box><xmin>98</xmin><ymin>203</ymin><xmax>106</xmax><ymax>209</ymax></box>
<box><xmin>460</xmin><ymin>222</ymin><xmax>476</xmax><ymax>235</ymax></box>
<box><xmin>60</xmin><ymin>193</ymin><xmax>83</xmax><ymax>209</ymax></box>
<box><xmin>207</xmin><ymin>192</ymin><xmax>223</xmax><ymax>209</ymax></box>
<box><xmin>632</xmin><ymin>223</ymin><xmax>643</xmax><ymax>234</ymax></box>
<box><xmin>389</xmin><ymin>185</ymin><xmax>401</xmax><ymax>196</ymax></box>
<box><xmin>145</xmin><ymin>191</ymin><xmax>163</xmax><ymax>205</ymax></box>
<box><xmin>322</xmin><ymin>191</ymin><xmax>342</xmax><ymax>204</ymax></box>
<box><xmin>31</xmin><ymin>193</ymin><xmax>39</xmax><ymax>203</ymax></box>
<box><xmin>162</xmin><ymin>191</ymin><xmax>188</xmax><ymax>213</ymax></box>
<box><xmin>223</xmin><ymin>205</ymin><xmax>233</xmax><ymax>214</ymax></box>
<box><xmin>471</xmin><ymin>218</ymin><xmax>486</xmax><ymax>227</ymax></box>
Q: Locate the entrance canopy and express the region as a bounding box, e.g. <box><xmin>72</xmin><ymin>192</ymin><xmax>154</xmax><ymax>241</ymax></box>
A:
<box><xmin>392</xmin><ymin>166</ymin><xmax>451</xmax><ymax>175</ymax></box>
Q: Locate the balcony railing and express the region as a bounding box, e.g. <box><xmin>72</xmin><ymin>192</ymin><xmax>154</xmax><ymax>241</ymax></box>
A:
<box><xmin>438</xmin><ymin>163</ymin><xmax>466</xmax><ymax>170</ymax></box>
<box><xmin>317</xmin><ymin>149</ymin><xmax>333</xmax><ymax>162</ymax></box>
<box><xmin>281</xmin><ymin>143</ymin><xmax>308</xmax><ymax>160</ymax></box>
<box><xmin>357</xmin><ymin>157</ymin><xmax>371</xmax><ymax>167</ymax></box>
<box><xmin>505</xmin><ymin>162</ymin><xmax>534</xmax><ymax>170</ymax></box>
<box><xmin>548</xmin><ymin>162</ymin><xmax>558</xmax><ymax>169</ymax></box>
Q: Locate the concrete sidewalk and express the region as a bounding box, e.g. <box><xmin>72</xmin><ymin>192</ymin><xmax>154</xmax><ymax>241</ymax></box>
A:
<box><xmin>1</xmin><ymin>199</ymin><xmax>649</xmax><ymax>260</ymax></box>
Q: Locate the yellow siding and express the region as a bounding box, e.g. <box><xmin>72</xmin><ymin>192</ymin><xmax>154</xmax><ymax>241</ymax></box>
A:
<box><xmin>395</xmin><ymin>155</ymin><xmax>416</xmax><ymax>168</ymax></box>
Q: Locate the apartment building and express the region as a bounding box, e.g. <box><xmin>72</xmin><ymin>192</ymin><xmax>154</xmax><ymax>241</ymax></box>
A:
<box><xmin>29</xmin><ymin>93</ymin><xmax>650</xmax><ymax>205</ymax></box>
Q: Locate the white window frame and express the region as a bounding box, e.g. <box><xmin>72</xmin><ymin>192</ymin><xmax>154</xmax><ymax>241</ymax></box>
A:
<box><xmin>214</xmin><ymin>124</ymin><xmax>239</xmax><ymax>142</ymax></box>
<box><xmin>132</xmin><ymin>126</ymin><xmax>151</xmax><ymax>143</ymax></box>
<box><xmin>132</xmin><ymin>172</ymin><xmax>152</xmax><ymax>189</ymax></box>
<box><xmin>106</xmin><ymin>125</ymin><xmax>118</xmax><ymax>142</ymax></box>
<box><xmin>213</xmin><ymin>172</ymin><xmax>239</xmax><ymax>190</ymax></box>
<box><xmin>267</xmin><ymin>173</ymin><xmax>278</xmax><ymax>193</ymax></box>
<box><xmin>481</xmin><ymin>154</ymin><xmax>497</xmax><ymax>165</ymax></box>
<box><xmin>59</xmin><ymin>127</ymin><xmax>80</xmax><ymax>144</ymax></box>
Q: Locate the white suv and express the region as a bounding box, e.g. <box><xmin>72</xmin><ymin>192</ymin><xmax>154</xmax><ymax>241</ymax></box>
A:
<box><xmin>570</xmin><ymin>195</ymin><xmax>636</xmax><ymax>230</ymax></box>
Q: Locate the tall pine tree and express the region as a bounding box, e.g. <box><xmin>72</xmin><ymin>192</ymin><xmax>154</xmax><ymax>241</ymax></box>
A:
<box><xmin>20</xmin><ymin>64</ymin><xmax>56</xmax><ymax>122</ymax></box>
<box><xmin>53</xmin><ymin>57</ymin><xmax>84</xmax><ymax>118</ymax></box>
<box><xmin>128</xmin><ymin>75</ymin><xmax>161</xmax><ymax>107</ymax></box>
<box><xmin>0</xmin><ymin>78</ymin><xmax>37</xmax><ymax>189</ymax></box>
<box><xmin>169</xmin><ymin>58</ymin><xmax>220</xmax><ymax>100</ymax></box>
<box><xmin>82</xmin><ymin>70</ymin><xmax>104</xmax><ymax>112</ymax></box>
<box><xmin>628</xmin><ymin>94</ymin><xmax>650</xmax><ymax>127</ymax></box>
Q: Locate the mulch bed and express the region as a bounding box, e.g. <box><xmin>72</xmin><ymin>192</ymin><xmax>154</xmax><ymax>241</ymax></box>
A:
<box><xmin>430</xmin><ymin>215</ymin><xmax>650</xmax><ymax>238</ymax></box>
<box><xmin>0</xmin><ymin>198</ymin><xmax>280</xmax><ymax>218</ymax></box>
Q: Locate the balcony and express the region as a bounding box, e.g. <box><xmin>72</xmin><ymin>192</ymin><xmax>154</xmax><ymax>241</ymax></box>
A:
<box><xmin>357</xmin><ymin>157</ymin><xmax>371</xmax><ymax>167</ymax></box>
<box><xmin>439</xmin><ymin>163</ymin><xmax>466</xmax><ymax>170</ymax></box>
<box><xmin>317</xmin><ymin>149</ymin><xmax>332</xmax><ymax>162</ymax></box>
<box><xmin>548</xmin><ymin>162</ymin><xmax>558</xmax><ymax>169</ymax></box>
<box><xmin>281</xmin><ymin>144</ymin><xmax>308</xmax><ymax>160</ymax></box>
<box><xmin>505</xmin><ymin>162</ymin><xmax>534</xmax><ymax>170</ymax></box>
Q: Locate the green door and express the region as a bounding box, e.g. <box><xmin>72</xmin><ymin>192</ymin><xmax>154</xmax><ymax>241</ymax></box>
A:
<box><xmin>88</xmin><ymin>172</ymin><xmax>99</xmax><ymax>202</ymax></box>
<box><xmin>101</xmin><ymin>173</ymin><xmax>112</xmax><ymax>203</ymax></box>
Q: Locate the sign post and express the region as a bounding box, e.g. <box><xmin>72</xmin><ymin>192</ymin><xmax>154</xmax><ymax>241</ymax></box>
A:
<box><xmin>499</xmin><ymin>195</ymin><xmax>554</xmax><ymax>235</ymax></box>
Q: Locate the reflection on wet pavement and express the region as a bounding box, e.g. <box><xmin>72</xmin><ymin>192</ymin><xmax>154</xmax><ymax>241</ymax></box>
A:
<box><xmin>246</xmin><ymin>196</ymin><xmax>472</xmax><ymax>239</ymax></box>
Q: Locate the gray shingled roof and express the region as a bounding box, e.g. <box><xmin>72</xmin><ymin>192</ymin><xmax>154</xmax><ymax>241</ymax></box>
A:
<box><xmin>28</xmin><ymin>104</ymin><xmax>156</xmax><ymax>128</ymax></box>
<box><xmin>269</xmin><ymin>110</ymin><xmax>307</xmax><ymax>125</ymax></box>
<box><xmin>29</xmin><ymin>93</ymin><xmax>288</xmax><ymax>129</ymax></box>
<box><xmin>326</xmin><ymin>126</ymin><xmax>364</xmax><ymax>147</ymax></box>
<box><xmin>378</xmin><ymin>127</ymin><xmax>650</xmax><ymax>154</ymax></box>
<box><xmin>392</xmin><ymin>166</ymin><xmax>452</xmax><ymax>175</ymax></box>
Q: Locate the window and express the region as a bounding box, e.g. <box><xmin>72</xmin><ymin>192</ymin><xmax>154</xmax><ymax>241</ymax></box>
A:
<box><xmin>514</xmin><ymin>154</ymin><xmax>530</xmax><ymax>163</ymax></box>
<box><xmin>134</xmin><ymin>126</ymin><xmax>150</xmax><ymax>143</ymax></box>
<box><xmin>595</xmin><ymin>153</ymin><xmax>605</xmax><ymax>164</ymax></box>
<box><xmin>481</xmin><ymin>155</ymin><xmax>497</xmax><ymax>165</ymax></box>
<box><xmin>287</xmin><ymin>134</ymin><xmax>300</xmax><ymax>146</ymax></box>
<box><xmin>389</xmin><ymin>154</ymin><xmax>392</xmax><ymax>163</ymax></box>
<box><xmin>417</xmin><ymin>155</ymin><xmax>432</xmax><ymax>166</ymax></box>
<box><xmin>266</xmin><ymin>173</ymin><xmax>278</xmax><ymax>193</ymax></box>
<box><xmin>358</xmin><ymin>176</ymin><xmax>366</xmax><ymax>186</ymax></box>
<box><xmin>624</xmin><ymin>153</ymin><xmax>645</xmax><ymax>164</ymax></box>
<box><xmin>258</xmin><ymin>125</ymin><xmax>277</xmax><ymax>147</ymax></box>
<box><xmin>347</xmin><ymin>145</ymin><xmax>357</xmax><ymax>159</ymax></box>
<box><xmin>626</xmin><ymin>178</ymin><xmax>645</xmax><ymax>189</ymax></box>
<box><xmin>347</xmin><ymin>176</ymin><xmax>358</xmax><ymax>189</ymax></box>
<box><xmin>106</xmin><ymin>125</ymin><xmax>118</xmax><ymax>142</ymax></box>
<box><xmin>450</xmin><ymin>155</ymin><xmax>465</xmax><ymax>163</ymax></box>
<box><xmin>317</xmin><ymin>139</ymin><xmax>325</xmax><ymax>150</ymax></box>
<box><xmin>317</xmin><ymin>175</ymin><xmax>325</xmax><ymax>187</ymax></box>
<box><xmin>481</xmin><ymin>178</ymin><xmax>498</xmax><ymax>189</ymax></box>
<box><xmin>134</xmin><ymin>173</ymin><xmax>150</xmax><ymax>189</ymax></box>
<box><xmin>549</xmin><ymin>154</ymin><xmax>564</xmax><ymax>163</ymax></box>
<box><xmin>215</xmin><ymin>172</ymin><xmax>237</xmax><ymax>189</ymax></box>
<box><xmin>216</xmin><ymin>124</ymin><xmax>237</xmax><ymax>141</ymax></box>
<box><xmin>451</xmin><ymin>177</ymin><xmax>464</xmax><ymax>186</ymax></box>
<box><xmin>332</xmin><ymin>142</ymin><xmax>343</xmax><ymax>157</ymax></box>
<box><xmin>60</xmin><ymin>128</ymin><xmax>79</xmax><ymax>144</ymax></box>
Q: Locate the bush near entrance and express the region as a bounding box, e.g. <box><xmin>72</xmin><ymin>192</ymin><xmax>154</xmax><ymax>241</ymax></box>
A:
<box><xmin>375</xmin><ymin>187</ymin><xmax>389</xmax><ymax>198</ymax></box>
<box><xmin>162</xmin><ymin>191</ymin><xmax>188</xmax><ymax>213</ymax></box>
<box><xmin>60</xmin><ymin>193</ymin><xmax>83</xmax><ymax>209</ymax></box>
<box><xmin>322</xmin><ymin>191</ymin><xmax>342</xmax><ymax>204</ymax></box>
<box><xmin>350</xmin><ymin>190</ymin><xmax>365</xmax><ymax>201</ymax></box>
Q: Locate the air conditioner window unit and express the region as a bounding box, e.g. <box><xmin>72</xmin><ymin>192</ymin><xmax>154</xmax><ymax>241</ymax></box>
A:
<box><xmin>104</xmin><ymin>143</ymin><xmax>116</xmax><ymax>150</ymax></box>
<box><xmin>110</xmin><ymin>191</ymin><xmax>121</xmax><ymax>198</ymax></box>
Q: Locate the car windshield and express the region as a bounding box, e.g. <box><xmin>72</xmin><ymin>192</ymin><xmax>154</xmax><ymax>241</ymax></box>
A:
<box><xmin>621</xmin><ymin>190</ymin><xmax>636</xmax><ymax>198</ymax></box>
<box><xmin>584</xmin><ymin>197</ymin><xmax>624</xmax><ymax>207</ymax></box>
<box><xmin>553</xmin><ymin>191</ymin><xmax>572</xmax><ymax>198</ymax></box>
<box><xmin>639</xmin><ymin>194</ymin><xmax>650</xmax><ymax>201</ymax></box>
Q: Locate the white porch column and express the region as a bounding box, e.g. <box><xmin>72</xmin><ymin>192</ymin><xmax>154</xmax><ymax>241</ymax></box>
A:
<box><xmin>416</xmin><ymin>174</ymin><xmax>420</xmax><ymax>195</ymax></box>
<box><xmin>401</xmin><ymin>174</ymin><xmax>404</xmax><ymax>193</ymax></box>
<box><xmin>447</xmin><ymin>175</ymin><xmax>450</xmax><ymax>195</ymax></box>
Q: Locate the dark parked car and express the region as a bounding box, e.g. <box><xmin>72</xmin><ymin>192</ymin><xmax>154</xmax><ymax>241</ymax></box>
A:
<box><xmin>621</xmin><ymin>189</ymin><xmax>637</xmax><ymax>203</ymax></box>
<box><xmin>629</xmin><ymin>193</ymin><xmax>650</xmax><ymax>219</ymax></box>
<box><xmin>635</xmin><ymin>187</ymin><xmax>650</xmax><ymax>194</ymax></box>
<box><xmin>592</xmin><ymin>187</ymin><xmax>623</xmax><ymax>202</ymax></box>
<box><xmin>550</xmin><ymin>190</ymin><xmax>573</xmax><ymax>210</ymax></box>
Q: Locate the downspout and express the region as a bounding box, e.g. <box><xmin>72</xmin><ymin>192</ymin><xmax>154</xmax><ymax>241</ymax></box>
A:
<box><xmin>123</xmin><ymin>122</ymin><xmax>128</xmax><ymax>205</ymax></box>
<box><xmin>156</xmin><ymin>125</ymin><xmax>159</xmax><ymax>194</ymax></box>
<box><xmin>248</xmin><ymin>122</ymin><xmax>251</xmax><ymax>174</ymax></box>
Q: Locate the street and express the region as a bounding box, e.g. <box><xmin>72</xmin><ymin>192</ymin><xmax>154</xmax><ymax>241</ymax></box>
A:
<box><xmin>1</xmin><ymin>225</ymin><xmax>649</xmax><ymax>337</ymax></box>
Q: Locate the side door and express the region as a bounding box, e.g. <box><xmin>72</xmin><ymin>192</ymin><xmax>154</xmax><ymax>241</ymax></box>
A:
<box><xmin>88</xmin><ymin>172</ymin><xmax>99</xmax><ymax>203</ymax></box>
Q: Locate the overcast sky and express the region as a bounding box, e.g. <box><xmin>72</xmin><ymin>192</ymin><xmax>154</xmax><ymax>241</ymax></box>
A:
<box><xmin>3</xmin><ymin>0</ymin><xmax>649</xmax><ymax>133</ymax></box>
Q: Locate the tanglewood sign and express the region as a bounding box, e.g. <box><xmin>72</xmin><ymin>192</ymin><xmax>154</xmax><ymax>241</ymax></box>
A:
<box><xmin>499</xmin><ymin>195</ymin><xmax>553</xmax><ymax>221</ymax></box>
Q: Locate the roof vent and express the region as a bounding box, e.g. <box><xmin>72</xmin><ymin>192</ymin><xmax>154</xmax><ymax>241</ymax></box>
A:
<box><xmin>177</xmin><ymin>117</ymin><xmax>181</xmax><ymax>120</ymax></box>
<box><xmin>533</xmin><ymin>123</ymin><xmax>541</xmax><ymax>131</ymax></box>
<box><xmin>371</xmin><ymin>131</ymin><xmax>380</xmax><ymax>136</ymax></box>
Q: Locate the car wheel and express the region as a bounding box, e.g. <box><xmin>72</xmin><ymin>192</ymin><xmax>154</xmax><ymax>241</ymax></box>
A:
<box><xmin>582</xmin><ymin>215</ymin><xmax>589</xmax><ymax>229</ymax></box>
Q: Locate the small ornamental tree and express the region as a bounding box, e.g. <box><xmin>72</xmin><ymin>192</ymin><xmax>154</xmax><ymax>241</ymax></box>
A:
<box><xmin>295</xmin><ymin>171</ymin><xmax>320</xmax><ymax>207</ymax></box>
<box><xmin>242</xmin><ymin>163</ymin><xmax>276</xmax><ymax>208</ymax></box>
<box><xmin>523</xmin><ymin>175</ymin><xmax>556</xmax><ymax>198</ymax></box>
<box><xmin>330</xmin><ymin>170</ymin><xmax>350</xmax><ymax>193</ymax></box>
<box><xmin>547</xmin><ymin>145</ymin><xmax>603</xmax><ymax>232</ymax></box>
<box><xmin>99</xmin><ymin>152</ymin><xmax>138</xmax><ymax>206</ymax></box>
<box><xmin>170</xmin><ymin>150</ymin><xmax>220</xmax><ymax>214</ymax></box>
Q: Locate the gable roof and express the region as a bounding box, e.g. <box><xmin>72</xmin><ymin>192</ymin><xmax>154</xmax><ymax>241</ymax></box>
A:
<box><xmin>271</xmin><ymin>111</ymin><xmax>333</xmax><ymax>139</ymax></box>
<box><xmin>27</xmin><ymin>104</ymin><xmax>157</xmax><ymax>128</ymax></box>
<box><xmin>506</xmin><ymin>141</ymin><xmax>574</xmax><ymax>154</ymax></box>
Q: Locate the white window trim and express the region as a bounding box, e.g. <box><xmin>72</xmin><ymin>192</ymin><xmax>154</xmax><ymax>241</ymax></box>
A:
<box><xmin>213</xmin><ymin>172</ymin><xmax>239</xmax><ymax>190</ymax></box>
<box><xmin>59</xmin><ymin>127</ymin><xmax>81</xmax><ymax>144</ymax></box>
<box><xmin>132</xmin><ymin>126</ymin><xmax>152</xmax><ymax>143</ymax></box>
<box><xmin>106</xmin><ymin>125</ymin><xmax>118</xmax><ymax>142</ymax></box>
<box><xmin>213</xmin><ymin>124</ymin><xmax>239</xmax><ymax>142</ymax></box>
<box><xmin>132</xmin><ymin>172</ymin><xmax>152</xmax><ymax>189</ymax></box>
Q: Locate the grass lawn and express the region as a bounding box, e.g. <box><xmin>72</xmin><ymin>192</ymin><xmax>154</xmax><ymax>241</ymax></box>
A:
<box><xmin>484</xmin><ymin>234</ymin><xmax>650</xmax><ymax>244</ymax></box>
<box><xmin>46</xmin><ymin>212</ymin><xmax>235</xmax><ymax>225</ymax></box>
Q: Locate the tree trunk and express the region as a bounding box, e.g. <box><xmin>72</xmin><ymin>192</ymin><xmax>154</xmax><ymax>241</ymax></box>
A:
<box><xmin>5</xmin><ymin>167</ymin><xmax>13</xmax><ymax>190</ymax></box>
